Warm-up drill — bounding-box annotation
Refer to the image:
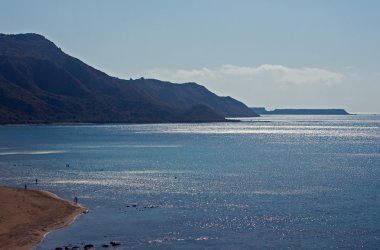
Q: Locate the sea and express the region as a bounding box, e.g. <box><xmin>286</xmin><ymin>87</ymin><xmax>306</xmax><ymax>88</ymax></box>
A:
<box><xmin>0</xmin><ymin>115</ymin><xmax>379</xmax><ymax>249</ymax></box>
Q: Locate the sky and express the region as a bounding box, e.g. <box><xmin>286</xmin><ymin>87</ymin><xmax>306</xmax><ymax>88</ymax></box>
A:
<box><xmin>1</xmin><ymin>0</ymin><xmax>379</xmax><ymax>113</ymax></box>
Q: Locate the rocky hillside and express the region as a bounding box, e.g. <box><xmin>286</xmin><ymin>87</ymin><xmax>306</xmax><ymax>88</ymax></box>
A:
<box><xmin>0</xmin><ymin>33</ymin><xmax>257</xmax><ymax>124</ymax></box>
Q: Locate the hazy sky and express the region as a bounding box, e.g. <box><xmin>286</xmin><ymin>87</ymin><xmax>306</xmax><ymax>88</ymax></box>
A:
<box><xmin>1</xmin><ymin>0</ymin><xmax>379</xmax><ymax>113</ymax></box>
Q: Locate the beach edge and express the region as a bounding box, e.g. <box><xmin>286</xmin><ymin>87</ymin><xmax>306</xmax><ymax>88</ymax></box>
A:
<box><xmin>0</xmin><ymin>186</ymin><xmax>86</xmax><ymax>250</ymax></box>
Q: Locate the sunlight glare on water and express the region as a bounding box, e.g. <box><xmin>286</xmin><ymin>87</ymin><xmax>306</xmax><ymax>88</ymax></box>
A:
<box><xmin>0</xmin><ymin>115</ymin><xmax>379</xmax><ymax>249</ymax></box>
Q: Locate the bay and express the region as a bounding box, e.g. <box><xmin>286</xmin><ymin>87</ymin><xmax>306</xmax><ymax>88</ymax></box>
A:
<box><xmin>0</xmin><ymin>115</ymin><xmax>379</xmax><ymax>249</ymax></box>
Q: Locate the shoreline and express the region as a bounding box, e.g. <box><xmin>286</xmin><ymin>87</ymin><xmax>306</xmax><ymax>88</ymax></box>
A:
<box><xmin>0</xmin><ymin>186</ymin><xmax>86</xmax><ymax>250</ymax></box>
<box><xmin>0</xmin><ymin>119</ymin><xmax>243</xmax><ymax>126</ymax></box>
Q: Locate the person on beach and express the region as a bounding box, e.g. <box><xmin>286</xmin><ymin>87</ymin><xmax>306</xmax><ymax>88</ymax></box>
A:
<box><xmin>74</xmin><ymin>196</ymin><xmax>78</xmax><ymax>204</ymax></box>
<box><xmin>24</xmin><ymin>184</ymin><xmax>27</xmax><ymax>190</ymax></box>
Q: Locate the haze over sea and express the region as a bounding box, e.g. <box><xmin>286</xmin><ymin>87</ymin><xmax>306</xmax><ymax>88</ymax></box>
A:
<box><xmin>1</xmin><ymin>115</ymin><xmax>379</xmax><ymax>249</ymax></box>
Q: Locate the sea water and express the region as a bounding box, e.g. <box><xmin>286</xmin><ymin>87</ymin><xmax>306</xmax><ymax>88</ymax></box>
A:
<box><xmin>0</xmin><ymin>115</ymin><xmax>379</xmax><ymax>249</ymax></box>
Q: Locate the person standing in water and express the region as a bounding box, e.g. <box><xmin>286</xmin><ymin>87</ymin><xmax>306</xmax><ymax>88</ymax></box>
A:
<box><xmin>35</xmin><ymin>178</ymin><xmax>38</xmax><ymax>184</ymax></box>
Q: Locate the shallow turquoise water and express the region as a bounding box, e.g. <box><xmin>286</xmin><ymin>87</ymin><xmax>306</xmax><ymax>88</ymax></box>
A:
<box><xmin>0</xmin><ymin>115</ymin><xmax>379</xmax><ymax>249</ymax></box>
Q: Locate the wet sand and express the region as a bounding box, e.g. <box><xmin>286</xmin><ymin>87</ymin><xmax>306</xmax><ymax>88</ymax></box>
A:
<box><xmin>0</xmin><ymin>186</ymin><xmax>85</xmax><ymax>250</ymax></box>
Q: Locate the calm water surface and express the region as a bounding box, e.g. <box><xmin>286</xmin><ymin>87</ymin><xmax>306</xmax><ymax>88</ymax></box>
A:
<box><xmin>0</xmin><ymin>115</ymin><xmax>379</xmax><ymax>249</ymax></box>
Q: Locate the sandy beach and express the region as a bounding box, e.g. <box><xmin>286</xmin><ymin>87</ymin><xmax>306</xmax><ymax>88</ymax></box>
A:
<box><xmin>0</xmin><ymin>186</ymin><xmax>86</xmax><ymax>250</ymax></box>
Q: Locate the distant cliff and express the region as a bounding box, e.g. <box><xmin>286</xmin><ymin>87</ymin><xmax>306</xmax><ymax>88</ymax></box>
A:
<box><xmin>251</xmin><ymin>107</ymin><xmax>349</xmax><ymax>115</ymax></box>
<box><xmin>0</xmin><ymin>33</ymin><xmax>258</xmax><ymax>124</ymax></box>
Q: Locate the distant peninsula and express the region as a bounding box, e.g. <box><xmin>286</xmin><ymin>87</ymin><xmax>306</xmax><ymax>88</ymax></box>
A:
<box><xmin>0</xmin><ymin>33</ymin><xmax>258</xmax><ymax>124</ymax></box>
<box><xmin>251</xmin><ymin>107</ymin><xmax>350</xmax><ymax>115</ymax></box>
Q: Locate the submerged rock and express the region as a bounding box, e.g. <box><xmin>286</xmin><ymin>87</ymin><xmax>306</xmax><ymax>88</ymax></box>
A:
<box><xmin>110</xmin><ymin>240</ymin><xmax>121</xmax><ymax>246</ymax></box>
<box><xmin>84</xmin><ymin>244</ymin><xmax>94</xmax><ymax>249</ymax></box>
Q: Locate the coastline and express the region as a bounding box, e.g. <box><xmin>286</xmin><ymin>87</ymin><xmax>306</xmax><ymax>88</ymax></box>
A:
<box><xmin>0</xmin><ymin>119</ymin><xmax>243</xmax><ymax>126</ymax></box>
<box><xmin>0</xmin><ymin>186</ymin><xmax>86</xmax><ymax>250</ymax></box>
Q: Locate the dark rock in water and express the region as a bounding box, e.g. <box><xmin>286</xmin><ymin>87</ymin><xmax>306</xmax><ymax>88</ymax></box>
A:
<box><xmin>144</xmin><ymin>205</ymin><xmax>158</xmax><ymax>209</ymax></box>
<box><xmin>126</xmin><ymin>205</ymin><xmax>130</xmax><ymax>207</ymax></box>
<box><xmin>110</xmin><ymin>240</ymin><xmax>121</xmax><ymax>246</ymax></box>
<box><xmin>84</xmin><ymin>244</ymin><xmax>94</xmax><ymax>249</ymax></box>
<box><xmin>132</xmin><ymin>204</ymin><xmax>137</xmax><ymax>207</ymax></box>
<box><xmin>102</xmin><ymin>244</ymin><xmax>109</xmax><ymax>247</ymax></box>
<box><xmin>71</xmin><ymin>247</ymin><xmax>79</xmax><ymax>249</ymax></box>
<box><xmin>55</xmin><ymin>247</ymin><xmax>63</xmax><ymax>250</ymax></box>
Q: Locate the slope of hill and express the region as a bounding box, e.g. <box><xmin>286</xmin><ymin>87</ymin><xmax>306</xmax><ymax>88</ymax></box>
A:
<box><xmin>0</xmin><ymin>33</ymin><xmax>257</xmax><ymax>124</ymax></box>
<box><xmin>131</xmin><ymin>79</ymin><xmax>257</xmax><ymax>118</ymax></box>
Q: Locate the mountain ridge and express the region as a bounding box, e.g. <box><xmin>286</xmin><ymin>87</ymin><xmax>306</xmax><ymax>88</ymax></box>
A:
<box><xmin>0</xmin><ymin>33</ymin><xmax>258</xmax><ymax>124</ymax></box>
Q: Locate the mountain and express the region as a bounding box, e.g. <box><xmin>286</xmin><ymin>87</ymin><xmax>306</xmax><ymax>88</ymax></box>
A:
<box><xmin>251</xmin><ymin>107</ymin><xmax>349</xmax><ymax>115</ymax></box>
<box><xmin>0</xmin><ymin>33</ymin><xmax>258</xmax><ymax>124</ymax></box>
<box><xmin>130</xmin><ymin>78</ymin><xmax>257</xmax><ymax>118</ymax></box>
